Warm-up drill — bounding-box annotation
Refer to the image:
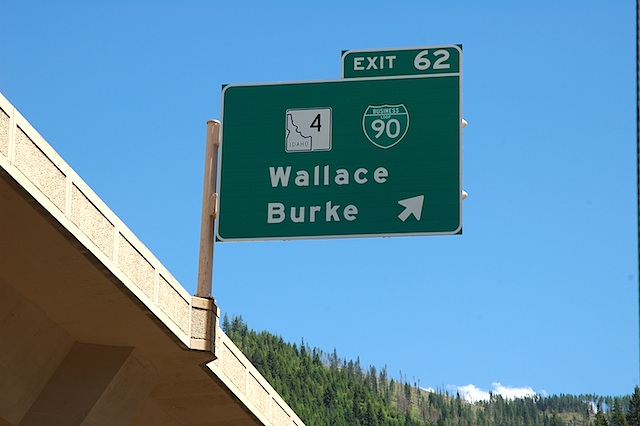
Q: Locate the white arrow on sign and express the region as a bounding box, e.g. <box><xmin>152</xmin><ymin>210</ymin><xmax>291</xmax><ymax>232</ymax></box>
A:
<box><xmin>397</xmin><ymin>195</ymin><xmax>424</xmax><ymax>222</ymax></box>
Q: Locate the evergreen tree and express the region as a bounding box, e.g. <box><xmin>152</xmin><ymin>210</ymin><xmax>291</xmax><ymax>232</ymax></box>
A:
<box><xmin>628</xmin><ymin>386</ymin><xmax>640</xmax><ymax>426</ymax></box>
<box><xmin>550</xmin><ymin>411</ymin><xmax>561</xmax><ymax>426</ymax></box>
<box><xmin>612</xmin><ymin>397</ymin><xmax>629</xmax><ymax>426</ymax></box>
<box><xmin>595</xmin><ymin>403</ymin><xmax>609</xmax><ymax>426</ymax></box>
<box><xmin>221</xmin><ymin>313</ymin><xmax>230</xmax><ymax>333</ymax></box>
<box><xmin>222</xmin><ymin>315</ymin><xmax>637</xmax><ymax>426</ymax></box>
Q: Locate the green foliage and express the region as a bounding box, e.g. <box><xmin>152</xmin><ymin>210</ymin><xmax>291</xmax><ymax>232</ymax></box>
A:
<box><xmin>612</xmin><ymin>397</ymin><xmax>630</xmax><ymax>426</ymax></box>
<box><xmin>222</xmin><ymin>314</ymin><xmax>636</xmax><ymax>426</ymax></box>
<box><xmin>594</xmin><ymin>404</ymin><xmax>609</xmax><ymax>426</ymax></box>
<box><xmin>628</xmin><ymin>387</ymin><xmax>640</xmax><ymax>426</ymax></box>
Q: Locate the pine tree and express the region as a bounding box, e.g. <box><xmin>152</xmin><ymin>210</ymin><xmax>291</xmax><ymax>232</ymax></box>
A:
<box><xmin>221</xmin><ymin>315</ymin><xmax>632</xmax><ymax>426</ymax></box>
<box><xmin>222</xmin><ymin>313</ymin><xmax>230</xmax><ymax>333</ymax></box>
<box><xmin>595</xmin><ymin>403</ymin><xmax>609</xmax><ymax>426</ymax></box>
<box><xmin>628</xmin><ymin>386</ymin><xmax>640</xmax><ymax>426</ymax></box>
<box><xmin>550</xmin><ymin>411</ymin><xmax>560</xmax><ymax>426</ymax></box>
<box><xmin>612</xmin><ymin>397</ymin><xmax>629</xmax><ymax>426</ymax></box>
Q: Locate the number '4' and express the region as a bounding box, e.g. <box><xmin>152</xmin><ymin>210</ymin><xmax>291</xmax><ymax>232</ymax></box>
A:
<box><xmin>310</xmin><ymin>114</ymin><xmax>322</xmax><ymax>132</ymax></box>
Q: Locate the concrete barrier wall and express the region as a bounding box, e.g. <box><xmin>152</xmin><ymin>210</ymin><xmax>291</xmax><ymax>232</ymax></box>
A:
<box><xmin>0</xmin><ymin>92</ymin><xmax>305</xmax><ymax>426</ymax></box>
<box><xmin>209</xmin><ymin>331</ymin><xmax>305</xmax><ymax>426</ymax></box>
<box><xmin>0</xmin><ymin>93</ymin><xmax>194</xmax><ymax>347</ymax></box>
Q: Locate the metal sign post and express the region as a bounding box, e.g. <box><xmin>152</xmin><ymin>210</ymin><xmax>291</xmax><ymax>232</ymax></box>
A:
<box><xmin>197</xmin><ymin>120</ymin><xmax>220</xmax><ymax>298</ymax></box>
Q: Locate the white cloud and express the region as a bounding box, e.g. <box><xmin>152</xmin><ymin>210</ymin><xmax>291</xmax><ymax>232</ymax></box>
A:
<box><xmin>454</xmin><ymin>384</ymin><xmax>491</xmax><ymax>403</ymax></box>
<box><xmin>450</xmin><ymin>382</ymin><xmax>537</xmax><ymax>403</ymax></box>
<box><xmin>492</xmin><ymin>383</ymin><xmax>536</xmax><ymax>400</ymax></box>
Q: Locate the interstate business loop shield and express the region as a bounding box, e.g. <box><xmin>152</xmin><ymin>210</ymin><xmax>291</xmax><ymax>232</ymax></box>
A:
<box><xmin>362</xmin><ymin>104</ymin><xmax>410</xmax><ymax>149</ymax></box>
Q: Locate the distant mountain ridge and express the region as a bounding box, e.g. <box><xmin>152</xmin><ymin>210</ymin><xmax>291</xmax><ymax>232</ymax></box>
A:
<box><xmin>222</xmin><ymin>315</ymin><xmax>639</xmax><ymax>426</ymax></box>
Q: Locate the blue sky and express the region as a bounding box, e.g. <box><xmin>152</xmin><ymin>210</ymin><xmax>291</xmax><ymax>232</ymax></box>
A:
<box><xmin>1</xmin><ymin>1</ymin><xmax>636</xmax><ymax>399</ymax></box>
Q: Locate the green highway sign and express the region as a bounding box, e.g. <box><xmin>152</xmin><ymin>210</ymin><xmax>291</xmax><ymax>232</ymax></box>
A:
<box><xmin>342</xmin><ymin>45</ymin><xmax>461</xmax><ymax>78</ymax></box>
<box><xmin>217</xmin><ymin>62</ymin><xmax>462</xmax><ymax>241</ymax></box>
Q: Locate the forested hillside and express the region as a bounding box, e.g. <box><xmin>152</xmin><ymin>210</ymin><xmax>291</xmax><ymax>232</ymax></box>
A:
<box><xmin>222</xmin><ymin>315</ymin><xmax>639</xmax><ymax>426</ymax></box>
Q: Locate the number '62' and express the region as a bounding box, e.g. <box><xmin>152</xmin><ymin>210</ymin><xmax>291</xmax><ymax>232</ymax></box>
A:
<box><xmin>414</xmin><ymin>49</ymin><xmax>451</xmax><ymax>71</ymax></box>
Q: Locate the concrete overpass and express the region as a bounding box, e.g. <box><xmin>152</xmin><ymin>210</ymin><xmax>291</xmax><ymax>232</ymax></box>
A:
<box><xmin>0</xmin><ymin>93</ymin><xmax>305</xmax><ymax>426</ymax></box>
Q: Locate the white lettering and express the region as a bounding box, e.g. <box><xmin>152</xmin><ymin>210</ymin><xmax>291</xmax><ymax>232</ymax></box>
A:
<box><xmin>325</xmin><ymin>201</ymin><xmax>340</xmax><ymax>222</ymax></box>
<box><xmin>267</xmin><ymin>203</ymin><xmax>285</xmax><ymax>223</ymax></box>
<box><xmin>353</xmin><ymin>56</ymin><xmax>396</xmax><ymax>72</ymax></box>
<box><xmin>310</xmin><ymin>205</ymin><xmax>321</xmax><ymax>222</ymax></box>
<box><xmin>344</xmin><ymin>205</ymin><xmax>358</xmax><ymax>221</ymax></box>
<box><xmin>269</xmin><ymin>165</ymin><xmax>389</xmax><ymax>188</ymax></box>
<box><xmin>335</xmin><ymin>169</ymin><xmax>349</xmax><ymax>185</ymax></box>
<box><xmin>269</xmin><ymin>166</ymin><xmax>291</xmax><ymax>187</ymax></box>
<box><xmin>290</xmin><ymin>206</ymin><xmax>305</xmax><ymax>223</ymax></box>
<box><xmin>374</xmin><ymin>167</ymin><xmax>388</xmax><ymax>183</ymax></box>
<box><xmin>354</xmin><ymin>168</ymin><xmax>368</xmax><ymax>184</ymax></box>
<box><xmin>294</xmin><ymin>170</ymin><xmax>309</xmax><ymax>186</ymax></box>
<box><xmin>267</xmin><ymin>201</ymin><xmax>360</xmax><ymax>224</ymax></box>
<box><xmin>387</xmin><ymin>55</ymin><xmax>396</xmax><ymax>69</ymax></box>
